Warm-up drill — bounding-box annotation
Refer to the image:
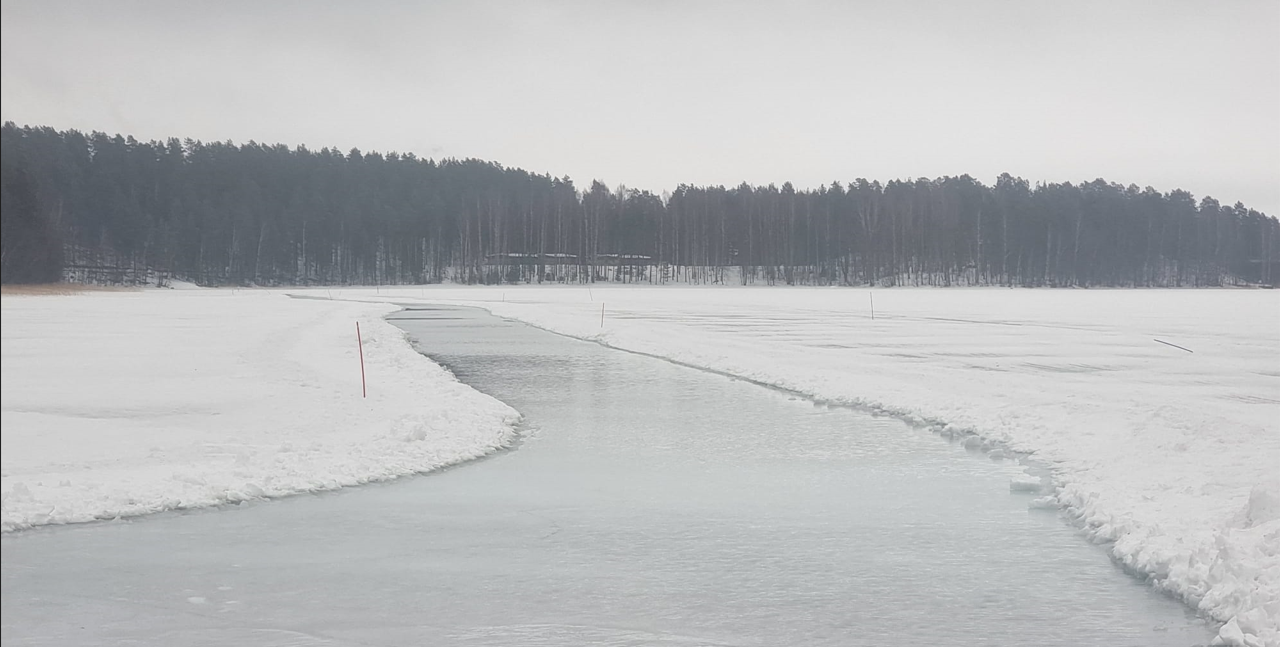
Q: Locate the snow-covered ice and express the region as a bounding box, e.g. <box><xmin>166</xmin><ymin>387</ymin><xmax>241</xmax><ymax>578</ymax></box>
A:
<box><xmin>1</xmin><ymin>305</ymin><xmax>1219</xmax><ymax>646</ymax></box>
<box><xmin>0</xmin><ymin>289</ymin><xmax>519</xmax><ymax>532</ymax></box>
<box><xmin>3</xmin><ymin>284</ymin><xmax>1276</xmax><ymax>645</ymax></box>
<box><xmin>325</xmin><ymin>285</ymin><xmax>1278</xmax><ymax>647</ymax></box>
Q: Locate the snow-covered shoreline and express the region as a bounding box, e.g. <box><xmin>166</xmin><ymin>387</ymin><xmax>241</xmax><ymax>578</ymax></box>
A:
<box><xmin>333</xmin><ymin>284</ymin><xmax>1277</xmax><ymax>647</ymax></box>
<box><xmin>0</xmin><ymin>290</ymin><xmax>519</xmax><ymax>532</ymax></box>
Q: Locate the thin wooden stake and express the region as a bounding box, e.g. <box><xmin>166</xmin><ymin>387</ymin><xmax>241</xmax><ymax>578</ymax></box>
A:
<box><xmin>600</xmin><ymin>302</ymin><xmax>605</xmax><ymax>328</ymax></box>
<box><xmin>1154</xmin><ymin>338</ymin><xmax>1193</xmax><ymax>353</ymax></box>
<box><xmin>356</xmin><ymin>321</ymin><xmax>368</xmax><ymax>398</ymax></box>
<box><xmin>869</xmin><ymin>292</ymin><xmax>876</xmax><ymax>320</ymax></box>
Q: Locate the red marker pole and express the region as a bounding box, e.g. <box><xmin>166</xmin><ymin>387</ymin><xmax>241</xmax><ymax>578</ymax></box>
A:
<box><xmin>356</xmin><ymin>321</ymin><xmax>367</xmax><ymax>398</ymax></box>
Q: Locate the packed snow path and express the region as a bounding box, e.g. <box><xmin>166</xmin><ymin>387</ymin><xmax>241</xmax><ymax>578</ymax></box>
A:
<box><xmin>3</xmin><ymin>307</ymin><xmax>1214</xmax><ymax>645</ymax></box>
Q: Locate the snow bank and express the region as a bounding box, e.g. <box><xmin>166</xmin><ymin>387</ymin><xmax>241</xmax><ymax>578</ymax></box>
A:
<box><xmin>325</xmin><ymin>285</ymin><xmax>1278</xmax><ymax>646</ymax></box>
<box><xmin>0</xmin><ymin>290</ymin><xmax>519</xmax><ymax>532</ymax></box>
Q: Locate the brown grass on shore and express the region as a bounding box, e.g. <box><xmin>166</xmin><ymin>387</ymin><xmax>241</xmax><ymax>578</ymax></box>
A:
<box><xmin>0</xmin><ymin>283</ymin><xmax>138</xmax><ymax>296</ymax></box>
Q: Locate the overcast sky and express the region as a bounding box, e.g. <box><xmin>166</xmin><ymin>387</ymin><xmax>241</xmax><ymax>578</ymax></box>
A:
<box><xmin>2</xmin><ymin>0</ymin><xmax>1277</xmax><ymax>213</ymax></box>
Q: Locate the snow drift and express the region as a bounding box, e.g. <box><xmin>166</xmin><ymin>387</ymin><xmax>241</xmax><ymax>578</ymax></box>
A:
<box><xmin>0</xmin><ymin>289</ymin><xmax>519</xmax><ymax>531</ymax></box>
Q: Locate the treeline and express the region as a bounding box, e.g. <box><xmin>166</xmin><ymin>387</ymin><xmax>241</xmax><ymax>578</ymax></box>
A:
<box><xmin>2</xmin><ymin>123</ymin><xmax>1276</xmax><ymax>287</ymax></box>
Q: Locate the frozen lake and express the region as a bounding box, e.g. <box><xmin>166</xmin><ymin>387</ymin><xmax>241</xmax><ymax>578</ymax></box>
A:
<box><xmin>2</xmin><ymin>306</ymin><xmax>1214</xmax><ymax>645</ymax></box>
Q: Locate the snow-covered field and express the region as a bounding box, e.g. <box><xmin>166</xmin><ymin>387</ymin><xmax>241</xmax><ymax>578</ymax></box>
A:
<box><xmin>3</xmin><ymin>285</ymin><xmax>1277</xmax><ymax>646</ymax></box>
<box><xmin>0</xmin><ymin>290</ymin><xmax>518</xmax><ymax>532</ymax></box>
<box><xmin>323</xmin><ymin>284</ymin><xmax>1278</xmax><ymax>647</ymax></box>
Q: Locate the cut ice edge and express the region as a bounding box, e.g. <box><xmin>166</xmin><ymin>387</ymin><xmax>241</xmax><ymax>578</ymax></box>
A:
<box><xmin>459</xmin><ymin>303</ymin><xmax>1277</xmax><ymax>646</ymax></box>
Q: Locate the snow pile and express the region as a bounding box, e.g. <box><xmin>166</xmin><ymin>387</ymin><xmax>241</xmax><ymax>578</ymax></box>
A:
<box><xmin>332</xmin><ymin>285</ymin><xmax>1277</xmax><ymax>646</ymax></box>
<box><xmin>0</xmin><ymin>290</ymin><xmax>519</xmax><ymax>531</ymax></box>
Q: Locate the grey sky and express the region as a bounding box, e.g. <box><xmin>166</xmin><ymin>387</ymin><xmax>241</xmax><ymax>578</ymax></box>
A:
<box><xmin>3</xmin><ymin>0</ymin><xmax>1277</xmax><ymax>214</ymax></box>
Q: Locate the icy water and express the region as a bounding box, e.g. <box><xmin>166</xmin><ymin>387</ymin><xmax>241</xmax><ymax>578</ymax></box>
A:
<box><xmin>1</xmin><ymin>307</ymin><xmax>1213</xmax><ymax>646</ymax></box>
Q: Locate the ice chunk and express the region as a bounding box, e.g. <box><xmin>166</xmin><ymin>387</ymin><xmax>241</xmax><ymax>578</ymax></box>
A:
<box><xmin>1243</xmin><ymin>480</ymin><xmax>1280</xmax><ymax>528</ymax></box>
<box><xmin>1009</xmin><ymin>476</ymin><xmax>1043</xmax><ymax>494</ymax></box>
<box><xmin>1028</xmin><ymin>496</ymin><xmax>1059</xmax><ymax>510</ymax></box>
